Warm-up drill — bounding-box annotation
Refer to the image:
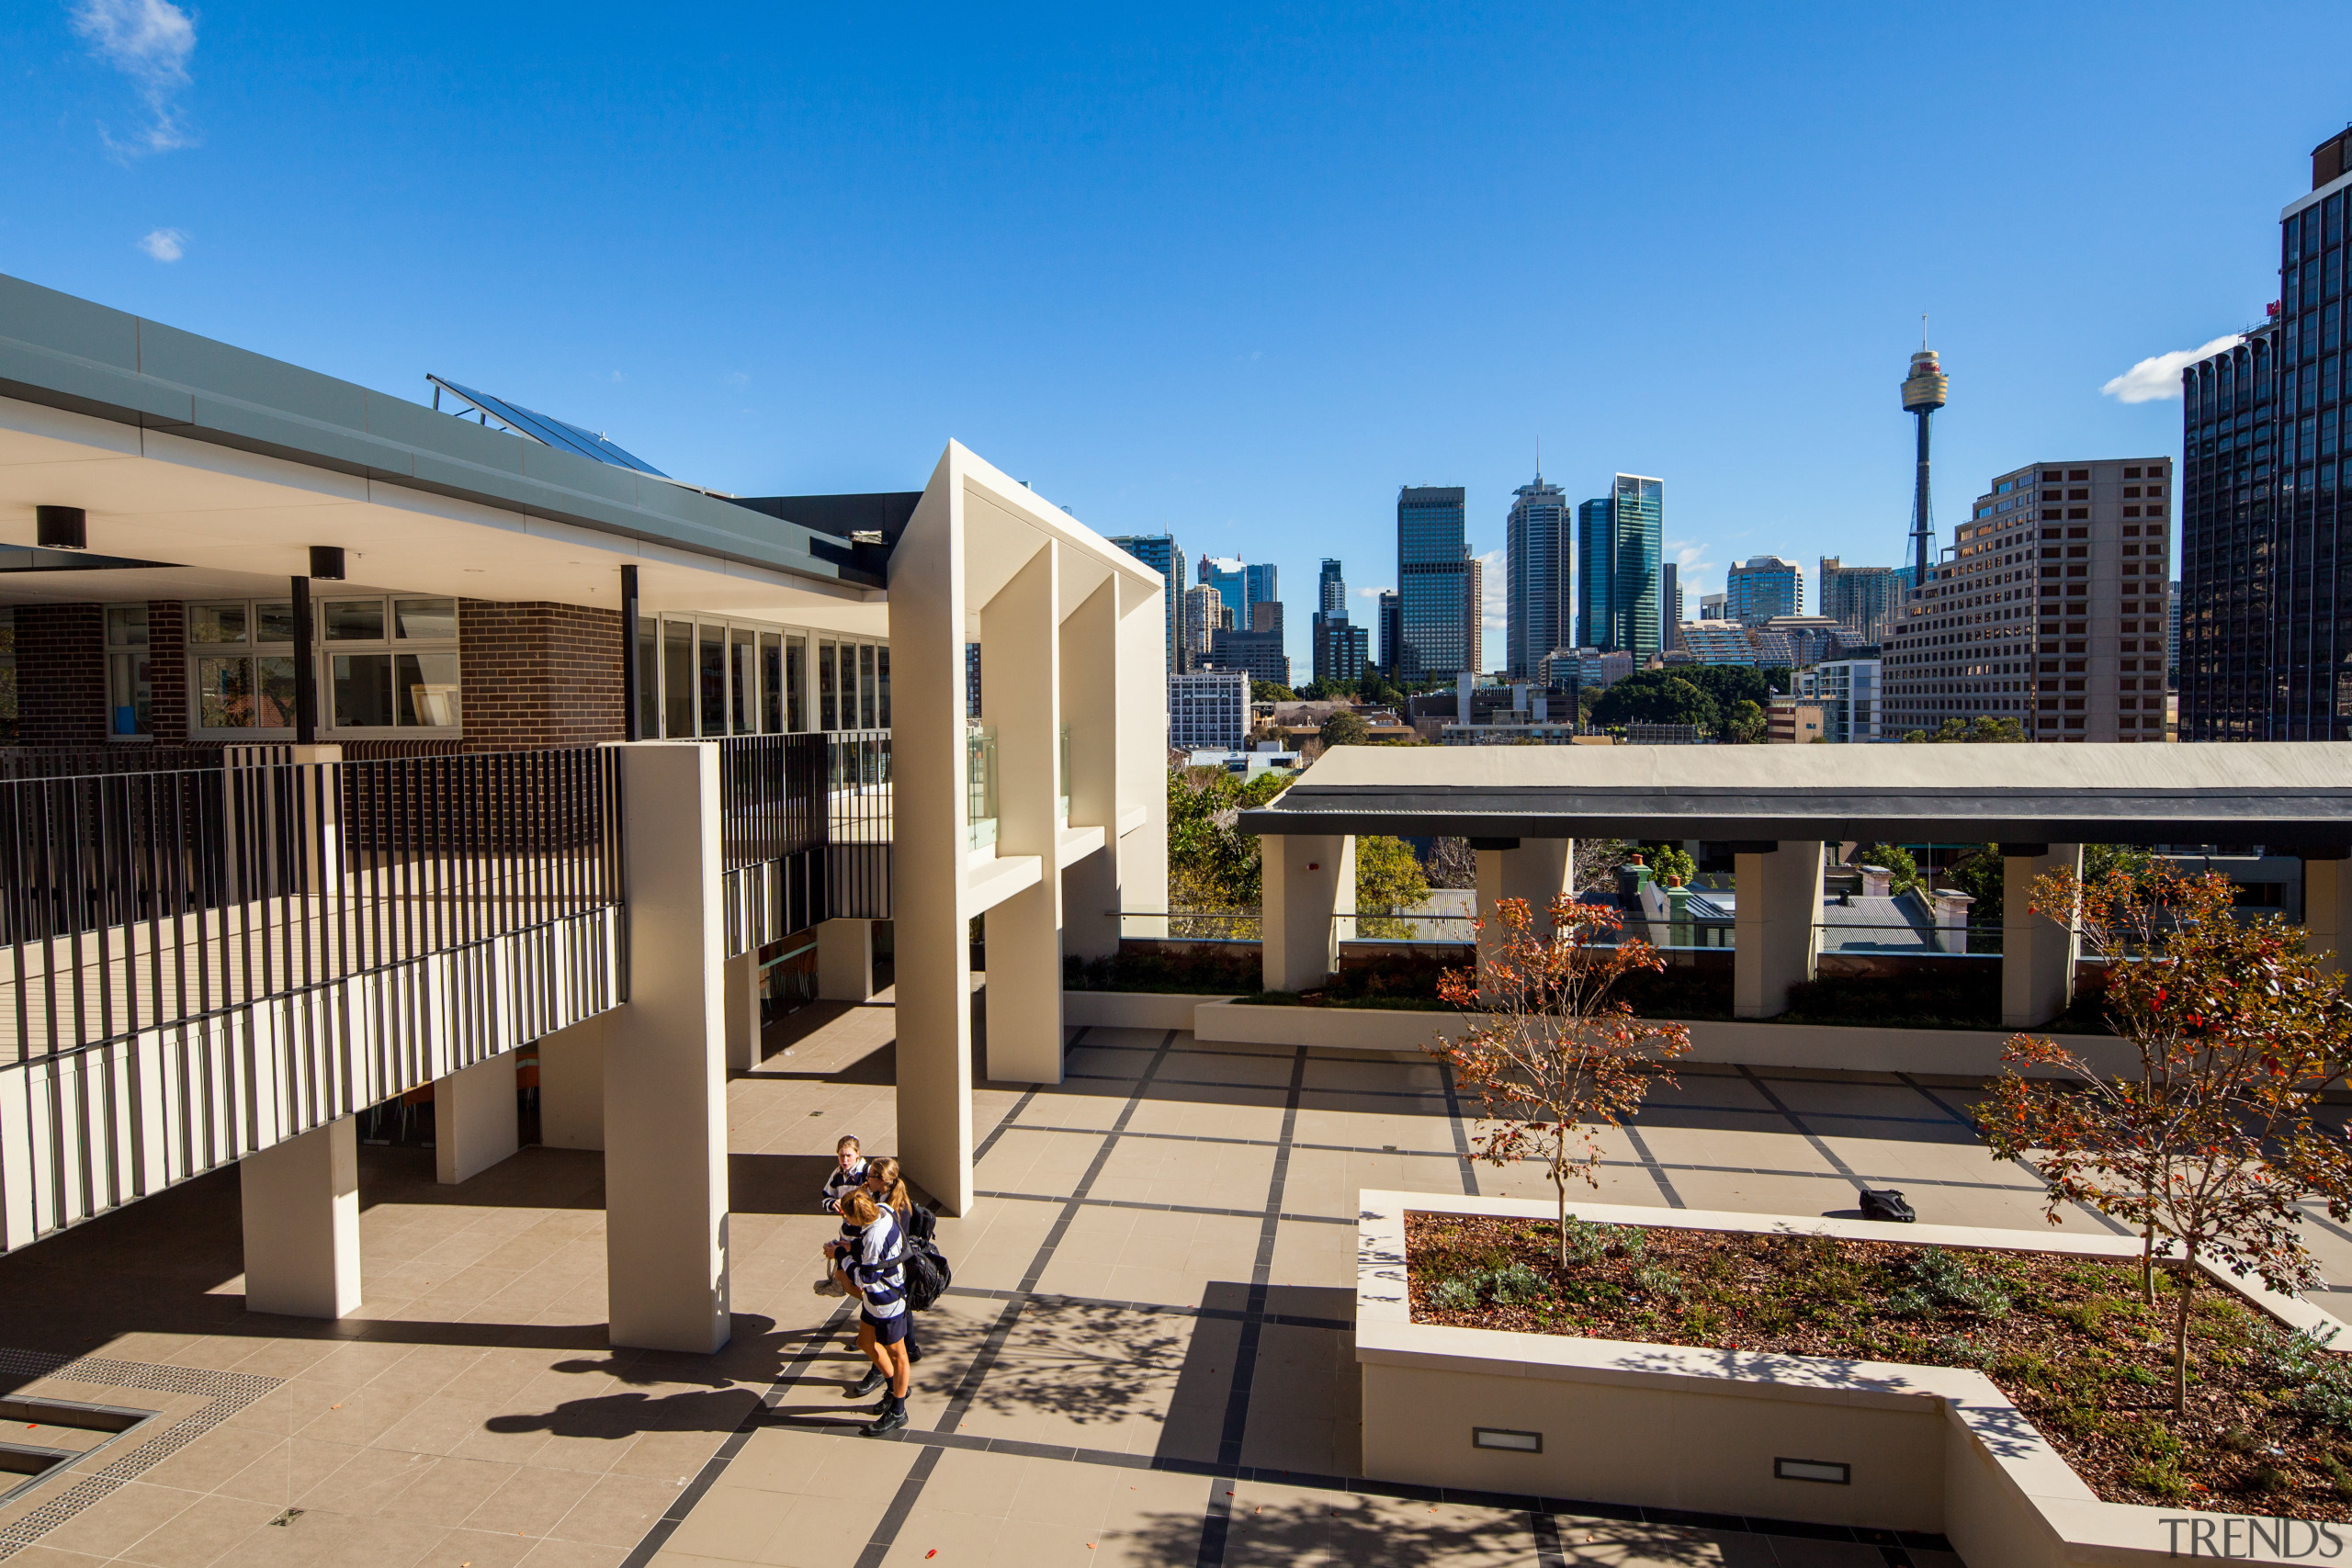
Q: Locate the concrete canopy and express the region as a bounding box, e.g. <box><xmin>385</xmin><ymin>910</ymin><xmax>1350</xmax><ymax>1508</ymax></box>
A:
<box><xmin>1238</xmin><ymin>742</ymin><xmax>2352</xmax><ymax>850</ymax></box>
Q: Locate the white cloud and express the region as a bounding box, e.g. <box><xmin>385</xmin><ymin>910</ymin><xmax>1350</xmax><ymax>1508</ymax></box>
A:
<box><xmin>74</xmin><ymin>0</ymin><xmax>197</xmax><ymax>154</ymax></box>
<box><xmin>1355</xmin><ymin>585</ymin><xmax>1391</xmax><ymax>600</ymax></box>
<box><xmin>1477</xmin><ymin>547</ymin><xmax>1506</xmax><ymax>628</ymax></box>
<box><xmin>1666</xmin><ymin>538</ymin><xmax>1714</xmax><ymax>598</ymax></box>
<box><xmin>2101</xmin><ymin>334</ymin><xmax>2243</xmax><ymax>403</ymax></box>
<box><xmin>606</xmin><ymin>370</ymin><xmax>627</xmax><ymax>384</ymax></box>
<box><xmin>136</xmin><ymin>227</ymin><xmax>184</xmax><ymax>262</ymax></box>
<box><xmin>723</xmin><ymin>371</ymin><xmax>750</xmax><ymax>387</ymax></box>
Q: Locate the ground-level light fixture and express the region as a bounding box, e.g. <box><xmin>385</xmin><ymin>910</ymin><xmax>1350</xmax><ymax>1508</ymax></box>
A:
<box><xmin>36</xmin><ymin>506</ymin><xmax>85</xmax><ymax>550</ymax></box>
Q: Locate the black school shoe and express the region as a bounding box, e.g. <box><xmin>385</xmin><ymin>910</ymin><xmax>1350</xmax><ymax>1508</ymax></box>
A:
<box><xmin>846</xmin><ymin>1368</ymin><xmax>886</xmax><ymax>1398</ymax></box>
<box><xmin>862</xmin><ymin>1397</ymin><xmax>908</xmax><ymax>1436</ymax></box>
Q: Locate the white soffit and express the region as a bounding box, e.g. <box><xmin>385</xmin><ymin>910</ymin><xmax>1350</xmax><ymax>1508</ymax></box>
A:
<box><xmin>0</xmin><ymin>395</ymin><xmax>887</xmax><ymax>636</ymax></box>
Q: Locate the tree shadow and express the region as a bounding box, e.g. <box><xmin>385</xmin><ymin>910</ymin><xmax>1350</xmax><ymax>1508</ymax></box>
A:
<box><xmin>480</xmin><ymin>1315</ymin><xmax>843</xmax><ymax>1441</ymax></box>
<box><xmin>728</xmin><ymin>1152</ymin><xmax>841</xmax><ymax>1213</ymax></box>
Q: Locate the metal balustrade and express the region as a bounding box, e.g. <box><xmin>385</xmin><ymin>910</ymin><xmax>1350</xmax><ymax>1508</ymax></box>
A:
<box><xmin>0</xmin><ymin>750</ymin><xmax>626</xmax><ymax>1065</ymax></box>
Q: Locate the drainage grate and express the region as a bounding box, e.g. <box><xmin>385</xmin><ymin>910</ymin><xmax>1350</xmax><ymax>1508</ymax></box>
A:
<box><xmin>0</xmin><ymin>1350</ymin><xmax>281</xmax><ymax>1561</ymax></box>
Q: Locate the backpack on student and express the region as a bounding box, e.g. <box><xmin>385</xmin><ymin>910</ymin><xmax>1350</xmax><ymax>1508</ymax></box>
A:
<box><xmin>897</xmin><ymin>1203</ymin><xmax>953</xmax><ymax>1311</ymax></box>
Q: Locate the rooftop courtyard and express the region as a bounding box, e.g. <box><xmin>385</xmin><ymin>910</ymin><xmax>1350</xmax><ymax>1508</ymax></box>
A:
<box><xmin>15</xmin><ymin>987</ymin><xmax>2349</xmax><ymax>1567</ymax></box>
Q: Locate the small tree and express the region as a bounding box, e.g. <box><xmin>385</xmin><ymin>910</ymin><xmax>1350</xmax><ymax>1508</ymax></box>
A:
<box><xmin>1858</xmin><ymin>841</ymin><xmax>1926</xmax><ymax>897</ymax></box>
<box><xmin>1975</xmin><ymin>863</ymin><xmax>2352</xmax><ymax>1412</ymax></box>
<box><xmin>1355</xmin><ymin>834</ymin><xmax>1430</xmax><ymax>939</ymax></box>
<box><xmin>1317</xmin><ymin>710</ymin><xmax>1372</xmax><ymax>749</ymax></box>
<box><xmin>1429</xmin><ymin>896</ymin><xmax>1692</xmax><ymax>1266</ymax></box>
<box><xmin>1721</xmin><ymin>698</ymin><xmax>1767</xmax><ymax>745</ymax></box>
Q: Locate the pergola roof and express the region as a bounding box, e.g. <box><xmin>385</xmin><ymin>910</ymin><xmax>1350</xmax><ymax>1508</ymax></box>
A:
<box><xmin>1236</xmin><ymin>742</ymin><xmax>2352</xmax><ymax>851</ymax></box>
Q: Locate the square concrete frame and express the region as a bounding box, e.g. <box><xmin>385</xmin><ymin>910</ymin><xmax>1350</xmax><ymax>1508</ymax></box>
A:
<box><xmin>888</xmin><ymin>441</ymin><xmax>1169</xmax><ymax>1215</ymax></box>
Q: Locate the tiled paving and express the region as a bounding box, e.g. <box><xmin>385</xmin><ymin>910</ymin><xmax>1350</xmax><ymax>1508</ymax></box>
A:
<box><xmin>12</xmin><ymin>995</ymin><xmax>2352</xmax><ymax>1567</ymax></box>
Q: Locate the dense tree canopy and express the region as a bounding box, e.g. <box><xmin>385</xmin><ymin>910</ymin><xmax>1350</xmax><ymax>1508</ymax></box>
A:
<box><xmin>1317</xmin><ymin>710</ymin><xmax>1372</xmax><ymax>748</ymax></box>
<box><xmin>1589</xmin><ymin>670</ymin><xmax>1720</xmax><ymax>730</ymax></box>
<box><xmin>1251</xmin><ymin>681</ymin><xmax>1296</xmax><ymax>702</ymax></box>
<box><xmin>1904</xmin><ymin>716</ymin><xmax>2028</xmax><ymax>743</ymax></box>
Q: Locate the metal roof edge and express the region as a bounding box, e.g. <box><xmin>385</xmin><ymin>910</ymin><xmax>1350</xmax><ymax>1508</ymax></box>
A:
<box><xmin>0</xmin><ymin>272</ymin><xmax>882</xmax><ymax>590</ymax></box>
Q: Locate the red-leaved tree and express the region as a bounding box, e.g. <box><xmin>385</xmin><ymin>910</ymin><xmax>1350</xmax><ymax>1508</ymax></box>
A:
<box><xmin>1976</xmin><ymin>863</ymin><xmax>2352</xmax><ymax>1412</ymax></box>
<box><xmin>1428</xmin><ymin>895</ymin><xmax>1691</xmax><ymax>1266</ymax></box>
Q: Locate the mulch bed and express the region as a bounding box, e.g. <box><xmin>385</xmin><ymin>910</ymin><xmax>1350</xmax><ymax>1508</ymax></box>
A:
<box><xmin>1405</xmin><ymin>1211</ymin><xmax>2352</xmax><ymax>1517</ymax></box>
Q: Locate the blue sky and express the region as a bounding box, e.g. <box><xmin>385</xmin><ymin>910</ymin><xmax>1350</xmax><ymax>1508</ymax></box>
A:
<box><xmin>3</xmin><ymin>2</ymin><xmax>2344</xmax><ymax>673</ymax></box>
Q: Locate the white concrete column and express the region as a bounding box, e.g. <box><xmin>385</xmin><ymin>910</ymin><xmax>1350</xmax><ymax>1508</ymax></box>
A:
<box><xmin>979</xmin><ymin>541</ymin><xmax>1065</xmax><ymax>1084</ymax></box>
<box><xmin>723</xmin><ymin>950</ymin><xmax>761</xmax><ymax>1070</ymax></box>
<box><xmin>1059</xmin><ymin>577</ymin><xmax>1122</xmax><ymax>961</ymax></box>
<box><xmin>1733</xmin><ymin>841</ymin><xmax>1825</xmax><ymax>1020</ymax></box>
<box><xmin>2305</xmin><ymin>855</ymin><xmax>2352</xmax><ymax>975</ymax></box>
<box><xmin>1114</xmin><ymin>572</ymin><xmax>1170</xmax><ymax>940</ymax></box>
<box><xmin>815</xmin><ymin>919</ymin><xmax>876</xmax><ymax>1000</ymax></box>
<box><xmin>1261</xmin><ymin>834</ymin><xmax>1354</xmax><ymax>992</ymax></box>
<box><xmin>1475</xmin><ymin>838</ymin><xmax>1577</xmax><ymax>996</ymax></box>
<box><xmin>889</xmin><ymin>459</ymin><xmax>977</xmax><ymax>1217</ymax></box>
<box><xmin>2001</xmin><ymin>844</ymin><xmax>2082</xmax><ymax>1029</ymax></box>
<box><xmin>240</xmin><ymin>1117</ymin><xmax>360</xmax><ymax>1319</ymax></box>
<box><xmin>536</xmin><ymin>1014</ymin><xmax>605</xmax><ymax>1151</ymax></box>
<box><xmin>434</xmin><ymin>1051</ymin><xmax>518</xmax><ymax>1185</ymax></box>
<box><xmin>603</xmin><ymin>741</ymin><xmax>730</xmax><ymax>1354</ymax></box>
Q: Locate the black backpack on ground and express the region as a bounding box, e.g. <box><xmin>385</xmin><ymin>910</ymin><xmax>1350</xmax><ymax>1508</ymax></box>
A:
<box><xmin>1860</xmin><ymin>1188</ymin><xmax>1917</xmax><ymax>1223</ymax></box>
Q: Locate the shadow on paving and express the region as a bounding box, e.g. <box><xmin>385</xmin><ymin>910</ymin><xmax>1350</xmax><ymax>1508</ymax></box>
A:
<box><xmin>1129</xmin><ymin>1494</ymin><xmax>1724</xmax><ymax>1566</ymax></box>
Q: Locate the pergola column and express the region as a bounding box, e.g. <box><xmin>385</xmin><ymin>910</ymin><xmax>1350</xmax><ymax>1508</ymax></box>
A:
<box><xmin>722</xmin><ymin>950</ymin><xmax>762</xmax><ymax>1070</ymax></box>
<box><xmin>1059</xmin><ymin>577</ymin><xmax>1123</xmax><ymax>961</ymax></box>
<box><xmin>1733</xmin><ymin>840</ymin><xmax>1824</xmax><ymax>1019</ymax></box>
<box><xmin>979</xmin><ymin>541</ymin><xmax>1065</xmax><ymax>1083</ymax></box>
<box><xmin>1474</xmin><ymin>838</ymin><xmax>1575</xmax><ymax>995</ymax></box>
<box><xmin>2304</xmin><ymin>852</ymin><xmax>2352</xmax><ymax>976</ymax></box>
<box><xmin>1261</xmin><ymin>834</ymin><xmax>1354</xmax><ymax>992</ymax></box>
<box><xmin>2000</xmin><ymin>843</ymin><xmax>2082</xmax><ymax>1029</ymax></box>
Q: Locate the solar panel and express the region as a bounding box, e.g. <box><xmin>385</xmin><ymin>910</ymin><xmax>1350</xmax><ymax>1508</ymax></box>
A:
<box><xmin>426</xmin><ymin>376</ymin><xmax>669</xmax><ymax>477</ymax></box>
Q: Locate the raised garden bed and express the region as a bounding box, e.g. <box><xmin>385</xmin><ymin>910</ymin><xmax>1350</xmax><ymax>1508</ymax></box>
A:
<box><xmin>1406</xmin><ymin>1209</ymin><xmax>2351</xmax><ymax>1518</ymax></box>
<box><xmin>1064</xmin><ymin>947</ymin><xmax>1260</xmax><ymax>995</ymax></box>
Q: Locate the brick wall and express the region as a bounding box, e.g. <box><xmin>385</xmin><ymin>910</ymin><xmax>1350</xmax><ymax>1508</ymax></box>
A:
<box><xmin>458</xmin><ymin>600</ymin><xmax>626</xmax><ymax>750</ymax></box>
<box><xmin>147</xmin><ymin>600</ymin><xmax>187</xmax><ymax>744</ymax></box>
<box><xmin>17</xmin><ymin>604</ymin><xmax>106</xmax><ymax>744</ymax></box>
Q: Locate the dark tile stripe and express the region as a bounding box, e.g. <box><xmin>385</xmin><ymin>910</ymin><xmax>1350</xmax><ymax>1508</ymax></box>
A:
<box><xmin>1439</xmin><ymin>1057</ymin><xmax>1482</xmax><ymax>1197</ymax></box>
<box><xmin>852</xmin><ymin>1446</ymin><xmax>942</xmax><ymax>1568</ymax></box>
<box><xmin>1617</xmin><ymin>1122</ymin><xmax>1686</xmax><ymax>1208</ymax></box>
<box><xmin>970</xmin><ymin>1188</ymin><xmax>1354</xmax><ymax>1224</ymax></box>
<box><xmin>939</xmin><ymin>1281</ymin><xmax>1351</xmax><ymax>1331</ymax></box>
<box><xmin>1736</xmin><ymin>1064</ymin><xmax>1860</xmax><ymax>1180</ymax></box>
<box><xmin>1198</xmin><ymin>1045</ymin><xmax>1308</xmax><ymax>1566</ymax></box>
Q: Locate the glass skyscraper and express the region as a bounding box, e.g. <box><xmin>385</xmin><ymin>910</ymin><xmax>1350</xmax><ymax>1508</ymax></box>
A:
<box><xmin>1107</xmin><ymin>534</ymin><xmax>1188</xmax><ymax>672</ymax></box>
<box><xmin>1504</xmin><ymin>474</ymin><xmax>1572</xmax><ymax>678</ymax></box>
<box><xmin>1395</xmin><ymin>486</ymin><xmax>1474</xmax><ymax>679</ymax></box>
<box><xmin>1724</xmin><ymin>555</ymin><xmax>1804</xmax><ymax>625</ymax></box>
<box><xmin>1317</xmin><ymin>558</ymin><xmax>1347</xmax><ymax>619</ymax></box>
<box><xmin>1574</xmin><ymin>476</ymin><xmax>1663</xmax><ymax>656</ymax></box>
<box><xmin>2178</xmin><ymin>126</ymin><xmax>2352</xmax><ymax>740</ymax></box>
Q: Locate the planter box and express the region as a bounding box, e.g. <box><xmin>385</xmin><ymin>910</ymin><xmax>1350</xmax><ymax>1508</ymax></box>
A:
<box><xmin>1191</xmin><ymin>1000</ymin><xmax>2126</xmax><ymax>1077</ymax></box>
<box><xmin>1062</xmin><ymin>991</ymin><xmax>1236</xmax><ymax>1032</ymax></box>
<box><xmin>1358</xmin><ymin>1190</ymin><xmax>2351</xmax><ymax>1567</ymax></box>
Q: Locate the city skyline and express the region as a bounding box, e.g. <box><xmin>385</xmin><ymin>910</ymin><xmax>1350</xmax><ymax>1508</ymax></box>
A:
<box><xmin>6</xmin><ymin>6</ymin><xmax>2324</xmax><ymax>681</ymax></box>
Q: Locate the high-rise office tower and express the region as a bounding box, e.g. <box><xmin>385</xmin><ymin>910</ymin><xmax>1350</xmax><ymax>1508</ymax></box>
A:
<box><xmin>1198</xmin><ymin>556</ymin><xmax>1248</xmax><ymax>622</ymax></box>
<box><xmin>1700</xmin><ymin>591</ymin><xmax>1726</xmax><ymax>620</ymax></box>
<box><xmin>1724</xmin><ymin>556</ymin><xmax>1804</xmax><ymax>624</ymax></box>
<box><xmin>1108</xmin><ymin>534</ymin><xmax>1189</xmax><ymax>672</ymax></box>
<box><xmin>1660</xmin><ymin>562</ymin><xmax>1682</xmax><ymax>632</ymax></box>
<box><xmin>2180</xmin><ymin>330</ymin><xmax>2278</xmax><ymax>739</ymax></box>
<box><xmin>1312</xmin><ymin>616</ymin><xmax>1369</xmax><ymax>684</ymax></box>
<box><xmin>1396</xmin><ymin>486</ymin><xmax>1475</xmax><ymax>679</ymax></box>
<box><xmin>1182</xmin><ymin>582</ymin><xmax>1231</xmax><ymax>667</ymax></box>
<box><xmin>1884</xmin><ymin>458</ymin><xmax>2169</xmax><ymax>741</ymax></box>
<box><xmin>1244</xmin><ymin>562</ymin><xmax>1279</xmax><ymax>616</ymax></box>
<box><xmin>1504</xmin><ymin>474</ymin><xmax>1573</xmax><ymax>679</ymax></box>
<box><xmin>1818</xmin><ymin>558</ymin><xmax>1901</xmax><ymax>645</ymax></box>
<box><xmin>2167</xmin><ymin>127</ymin><xmax>2352</xmax><ymax>743</ymax></box>
<box><xmin>1317</xmin><ymin>559</ymin><xmax>1347</xmax><ymax>620</ymax></box>
<box><xmin>1376</xmin><ymin>591</ymin><xmax>1401</xmax><ymax>676</ymax></box>
<box><xmin>1573</xmin><ymin>477</ymin><xmax>1664</xmax><ymax>655</ymax></box>
<box><xmin>1464</xmin><ymin>556</ymin><xmax>1485</xmax><ymax>673</ymax></box>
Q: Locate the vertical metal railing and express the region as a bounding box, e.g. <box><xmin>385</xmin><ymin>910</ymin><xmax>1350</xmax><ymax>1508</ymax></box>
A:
<box><xmin>0</xmin><ymin>750</ymin><xmax>625</xmax><ymax>1064</ymax></box>
<box><xmin>717</xmin><ymin>734</ymin><xmax>828</xmax><ymax>954</ymax></box>
<box><xmin>827</xmin><ymin>730</ymin><xmax>892</xmax><ymax>920</ymax></box>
